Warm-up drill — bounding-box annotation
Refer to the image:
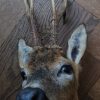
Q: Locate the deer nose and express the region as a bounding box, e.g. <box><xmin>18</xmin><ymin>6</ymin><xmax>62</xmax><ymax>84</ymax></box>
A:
<box><xmin>16</xmin><ymin>87</ymin><xmax>49</xmax><ymax>100</ymax></box>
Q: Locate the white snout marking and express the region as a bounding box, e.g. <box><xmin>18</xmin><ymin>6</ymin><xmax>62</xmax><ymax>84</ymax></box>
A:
<box><xmin>57</xmin><ymin>74</ymin><xmax>74</xmax><ymax>87</ymax></box>
<box><xmin>22</xmin><ymin>81</ymin><xmax>42</xmax><ymax>89</ymax></box>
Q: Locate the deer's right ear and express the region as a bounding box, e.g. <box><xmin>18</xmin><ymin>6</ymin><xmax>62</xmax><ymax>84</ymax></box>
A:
<box><xmin>67</xmin><ymin>25</ymin><xmax>87</xmax><ymax>64</ymax></box>
<box><xmin>18</xmin><ymin>39</ymin><xmax>33</xmax><ymax>69</ymax></box>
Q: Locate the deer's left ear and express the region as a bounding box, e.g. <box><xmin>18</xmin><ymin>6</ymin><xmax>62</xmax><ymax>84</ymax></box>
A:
<box><xmin>67</xmin><ymin>24</ymin><xmax>87</xmax><ymax>64</ymax></box>
<box><xmin>18</xmin><ymin>39</ymin><xmax>33</xmax><ymax>69</ymax></box>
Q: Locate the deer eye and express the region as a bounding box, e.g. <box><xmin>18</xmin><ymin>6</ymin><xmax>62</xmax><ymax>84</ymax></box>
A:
<box><xmin>20</xmin><ymin>71</ymin><xmax>27</xmax><ymax>80</ymax></box>
<box><xmin>57</xmin><ymin>65</ymin><xmax>73</xmax><ymax>76</ymax></box>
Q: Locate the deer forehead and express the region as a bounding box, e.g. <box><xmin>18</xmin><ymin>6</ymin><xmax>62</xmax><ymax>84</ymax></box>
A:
<box><xmin>29</xmin><ymin>46</ymin><xmax>65</xmax><ymax>67</ymax></box>
<box><xmin>27</xmin><ymin>45</ymin><xmax>78</xmax><ymax>72</ymax></box>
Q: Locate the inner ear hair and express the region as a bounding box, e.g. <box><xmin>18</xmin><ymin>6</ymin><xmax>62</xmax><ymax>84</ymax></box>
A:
<box><xmin>67</xmin><ymin>24</ymin><xmax>87</xmax><ymax>64</ymax></box>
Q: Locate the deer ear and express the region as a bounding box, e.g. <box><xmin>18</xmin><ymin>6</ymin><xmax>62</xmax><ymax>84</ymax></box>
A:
<box><xmin>18</xmin><ymin>39</ymin><xmax>33</xmax><ymax>69</ymax></box>
<box><xmin>67</xmin><ymin>25</ymin><xmax>87</xmax><ymax>64</ymax></box>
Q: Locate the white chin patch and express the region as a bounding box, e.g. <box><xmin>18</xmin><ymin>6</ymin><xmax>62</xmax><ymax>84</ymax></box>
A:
<box><xmin>22</xmin><ymin>81</ymin><xmax>42</xmax><ymax>89</ymax></box>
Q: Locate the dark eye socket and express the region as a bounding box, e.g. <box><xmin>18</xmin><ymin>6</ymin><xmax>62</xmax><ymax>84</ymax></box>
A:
<box><xmin>20</xmin><ymin>71</ymin><xmax>27</xmax><ymax>80</ymax></box>
<box><xmin>57</xmin><ymin>65</ymin><xmax>73</xmax><ymax>76</ymax></box>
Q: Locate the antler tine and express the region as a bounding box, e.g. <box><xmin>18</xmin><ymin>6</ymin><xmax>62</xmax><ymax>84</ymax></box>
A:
<box><xmin>26</xmin><ymin>0</ymin><xmax>40</xmax><ymax>46</ymax></box>
<box><xmin>50</xmin><ymin>0</ymin><xmax>68</xmax><ymax>45</ymax></box>
<box><xmin>64</xmin><ymin>0</ymin><xmax>67</xmax><ymax>8</ymax></box>
<box><xmin>50</xmin><ymin>0</ymin><xmax>57</xmax><ymax>45</ymax></box>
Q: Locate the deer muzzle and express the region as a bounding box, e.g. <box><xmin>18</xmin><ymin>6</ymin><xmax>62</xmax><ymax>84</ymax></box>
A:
<box><xmin>16</xmin><ymin>87</ymin><xmax>49</xmax><ymax>100</ymax></box>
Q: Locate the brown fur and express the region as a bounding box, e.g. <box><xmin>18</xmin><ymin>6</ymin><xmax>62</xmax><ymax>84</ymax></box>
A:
<box><xmin>25</xmin><ymin>46</ymin><xmax>80</xmax><ymax>100</ymax></box>
<box><xmin>18</xmin><ymin>24</ymin><xmax>87</xmax><ymax>100</ymax></box>
<box><xmin>30</xmin><ymin>46</ymin><xmax>64</xmax><ymax>67</ymax></box>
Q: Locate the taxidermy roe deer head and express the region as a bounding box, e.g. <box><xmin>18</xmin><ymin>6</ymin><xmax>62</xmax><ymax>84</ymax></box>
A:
<box><xmin>17</xmin><ymin>0</ymin><xmax>87</xmax><ymax>100</ymax></box>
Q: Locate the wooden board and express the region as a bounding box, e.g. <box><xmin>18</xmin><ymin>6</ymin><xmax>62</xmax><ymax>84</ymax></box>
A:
<box><xmin>0</xmin><ymin>1</ymin><xmax>100</xmax><ymax>100</ymax></box>
<box><xmin>76</xmin><ymin>0</ymin><xmax>100</xmax><ymax>18</ymax></box>
<box><xmin>89</xmin><ymin>78</ymin><xmax>100</xmax><ymax>100</ymax></box>
<box><xmin>0</xmin><ymin>0</ymin><xmax>25</xmax><ymax>46</ymax></box>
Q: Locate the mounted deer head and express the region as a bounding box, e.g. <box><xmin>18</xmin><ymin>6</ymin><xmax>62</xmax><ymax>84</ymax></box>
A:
<box><xmin>16</xmin><ymin>0</ymin><xmax>87</xmax><ymax>100</ymax></box>
<box><xmin>17</xmin><ymin>25</ymin><xmax>87</xmax><ymax>100</ymax></box>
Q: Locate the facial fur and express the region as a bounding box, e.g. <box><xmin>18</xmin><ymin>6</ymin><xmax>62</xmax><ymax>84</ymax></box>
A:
<box><xmin>21</xmin><ymin>46</ymin><xmax>80</xmax><ymax>100</ymax></box>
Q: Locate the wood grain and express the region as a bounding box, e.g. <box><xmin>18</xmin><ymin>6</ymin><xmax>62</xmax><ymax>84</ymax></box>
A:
<box><xmin>89</xmin><ymin>78</ymin><xmax>100</xmax><ymax>100</ymax></box>
<box><xmin>0</xmin><ymin>0</ymin><xmax>25</xmax><ymax>46</ymax></box>
<box><xmin>0</xmin><ymin>1</ymin><xmax>99</xmax><ymax>100</ymax></box>
<box><xmin>76</xmin><ymin>0</ymin><xmax>100</xmax><ymax>18</ymax></box>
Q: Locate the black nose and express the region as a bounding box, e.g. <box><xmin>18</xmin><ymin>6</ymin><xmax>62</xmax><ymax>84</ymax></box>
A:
<box><xmin>16</xmin><ymin>87</ymin><xmax>49</xmax><ymax>100</ymax></box>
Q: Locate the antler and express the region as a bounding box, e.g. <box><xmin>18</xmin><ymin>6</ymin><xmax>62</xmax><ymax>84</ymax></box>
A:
<box><xmin>63</xmin><ymin>0</ymin><xmax>67</xmax><ymax>9</ymax></box>
<box><xmin>25</xmin><ymin>0</ymin><xmax>40</xmax><ymax>46</ymax></box>
<box><xmin>50</xmin><ymin>0</ymin><xmax>57</xmax><ymax>45</ymax></box>
<box><xmin>50</xmin><ymin>0</ymin><xmax>67</xmax><ymax>45</ymax></box>
<box><xmin>25</xmin><ymin>0</ymin><xmax>68</xmax><ymax>46</ymax></box>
